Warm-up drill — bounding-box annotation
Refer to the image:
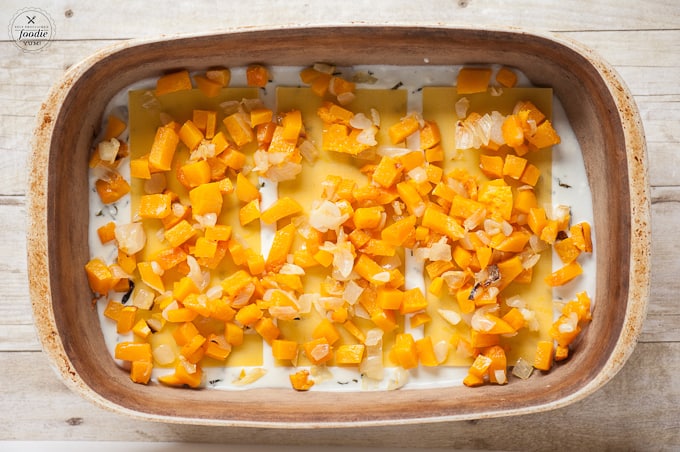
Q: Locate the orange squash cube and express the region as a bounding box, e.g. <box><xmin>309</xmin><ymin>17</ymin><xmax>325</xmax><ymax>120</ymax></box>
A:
<box><xmin>156</xmin><ymin>70</ymin><xmax>192</xmax><ymax>96</ymax></box>
<box><xmin>457</xmin><ymin>67</ymin><xmax>492</xmax><ymax>94</ymax></box>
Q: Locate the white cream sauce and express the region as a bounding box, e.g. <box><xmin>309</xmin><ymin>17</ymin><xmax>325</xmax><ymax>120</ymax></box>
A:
<box><xmin>89</xmin><ymin>64</ymin><xmax>595</xmax><ymax>391</ymax></box>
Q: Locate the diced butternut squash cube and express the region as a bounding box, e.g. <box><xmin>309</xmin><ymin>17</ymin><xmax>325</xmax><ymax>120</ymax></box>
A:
<box><xmin>520</xmin><ymin>163</ymin><xmax>541</xmax><ymax>186</ymax></box>
<box><xmin>104</xmin><ymin>114</ymin><xmax>126</xmax><ymax>140</ymax></box>
<box><xmin>115</xmin><ymin>341</ymin><xmax>152</xmax><ymax>363</ymax></box>
<box><xmin>289</xmin><ymin>369</ymin><xmax>314</xmax><ymax>391</ymax></box>
<box><xmin>97</xmin><ymin>222</ymin><xmax>116</xmax><ymax>244</ymax></box>
<box><xmin>85</xmin><ymin>258</ymin><xmax>118</xmax><ymax>295</ymax></box>
<box><xmin>400</xmin><ymin>287</ymin><xmax>428</xmax><ymax>314</ymax></box>
<box><xmin>422</xmin><ymin>205</ymin><xmax>465</xmax><ymax>240</ymax></box>
<box><xmin>390</xmin><ymin>333</ymin><xmax>418</xmax><ymax>369</ymax></box>
<box><xmin>534</xmin><ymin>340</ymin><xmax>554</xmax><ymax>371</ymax></box>
<box><xmin>545</xmin><ymin>261</ymin><xmax>583</xmax><ymax>287</ymax></box>
<box><xmin>457</xmin><ymin>67</ymin><xmax>492</xmax><ymax>94</ymax></box>
<box><xmin>266</xmin><ymin>223</ymin><xmax>297</xmax><ymax>272</ymax></box>
<box><xmin>148</xmin><ymin>125</ymin><xmax>179</xmax><ymax>171</ymax></box>
<box><xmin>527</xmin><ymin>120</ymin><xmax>561</xmax><ymax>149</ymax></box>
<box><xmin>381</xmin><ymin>215</ymin><xmax>416</xmax><ymax>247</ymax></box>
<box><xmin>130</xmin><ymin>157</ymin><xmax>151</xmax><ymax>179</ymax></box>
<box><xmin>223</xmin><ymin>112</ymin><xmax>254</xmax><ymax>147</ymax></box>
<box><xmin>95</xmin><ymin>172</ymin><xmax>130</xmax><ymax>204</ymax></box>
<box><xmin>164</xmin><ymin>219</ymin><xmax>196</xmax><ymax>247</ymax></box>
<box><xmin>372</xmin><ymin>156</ymin><xmax>403</xmax><ymax>188</ymax></box>
<box><xmin>235</xmin><ymin>173</ymin><xmax>261</xmax><ymax>203</ymax></box>
<box><xmin>116</xmin><ymin>306</ymin><xmax>137</xmax><ymax>334</ymax></box>
<box><xmin>239</xmin><ymin>199</ymin><xmax>261</xmax><ymax>226</ymax></box>
<box><xmin>246</xmin><ymin>64</ymin><xmax>269</xmax><ymax>87</ymax></box>
<box><xmin>272</xmin><ymin>339</ymin><xmax>299</xmax><ymax>361</ymax></box>
<box><xmin>335</xmin><ymin>344</ymin><xmax>365</xmax><ymax>365</ymax></box>
<box><xmin>179</xmin><ymin>120</ymin><xmax>205</xmax><ymax>151</ymax></box>
<box><xmin>501</xmin><ymin>114</ymin><xmax>525</xmax><ymax>149</ymax></box>
<box><xmin>495</xmin><ymin>67</ymin><xmax>518</xmax><ymax>88</ymax></box>
<box><xmin>503</xmin><ymin>154</ymin><xmax>528</xmax><ymax>180</ymax></box>
<box><xmin>235</xmin><ymin>303</ymin><xmax>263</xmax><ymax>326</ymax></box>
<box><xmin>138</xmin><ymin>193</ymin><xmax>172</xmax><ymax>219</ymax></box>
<box><xmin>206</xmin><ymin>68</ymin><xmax>231</xmax><ymax>86</ymax></box>
<box><xmin>156</xmin><ymin>70</ymin><xmax>192</xmax><ymax>96</ymax></box>
<box><xmin>189</xmin><ymin>182</ymin><xmax>223</xmax><ymax>216</ymax></box>
<box><xmin>388</xmin><ymin>114</ymin><xmax>420</xmax><ymax>145</ymax></box>
<box><xmin>194</xmin><ymin>74</ymin><xmax>222</xmax><ymax>98</ymax></box>
<box><xmin>261</xmin><ymin>197</ymin><xmax>303</xmax><ymax>224</ymax></box>
<box><xmin>130</xmin><ymin>360</ymin><xmax>153</xmax><ymax>384</ymax></box>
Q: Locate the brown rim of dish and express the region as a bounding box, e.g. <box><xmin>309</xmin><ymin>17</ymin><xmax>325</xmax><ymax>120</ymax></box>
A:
<box><xmin>27</xmin><ymin>25</ymin><xmax>650</xmax><ymax>427</ymax></box>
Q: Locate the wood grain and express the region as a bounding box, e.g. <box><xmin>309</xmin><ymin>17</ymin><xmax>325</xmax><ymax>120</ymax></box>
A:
<box><xmin>1</xmin><ymin>343</ymin><xmax>678</xmax><ymax>448</ymax></box>
<box><xmin>0</xmin><ymin>0</ymin><xmax>678</xmax><ymax>446</ymax></box>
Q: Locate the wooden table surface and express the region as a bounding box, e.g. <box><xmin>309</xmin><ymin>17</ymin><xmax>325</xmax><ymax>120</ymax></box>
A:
<box><xmin>1</xmin><ymin>0</ymin><xmax>679</xmax><ymax>449</ymax></box>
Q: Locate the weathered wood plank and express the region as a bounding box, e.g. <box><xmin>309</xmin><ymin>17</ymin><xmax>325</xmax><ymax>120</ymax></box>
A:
<box><xmin>2</xmin><ymin>0</ymin><xmax>679</xmax><ymax>40</ymax></box>
<box><xmin>1</xmin><ymin>342</ymin><xmax>677</xmax><ymax>448</ymax></box>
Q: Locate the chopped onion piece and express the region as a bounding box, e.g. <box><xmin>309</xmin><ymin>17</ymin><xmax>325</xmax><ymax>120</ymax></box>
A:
<box><xmin>205</xmin><ymin>285</ymin><xmax>223</xmax><ymax>301</ymax></box>
<box><xmin>310</xmin><ymin>365</ymin><xmax>333</xmax><ymax>383</ymax></box>
<box><xmin>501</xmin><ymin>220</ymin><xmax>514</xmax><ymax>236</ymax></box>
<box><xmin>152</xmin><ymin>344</ymin><xmax>175</xmax><ymax>365</ymax></box>
<box><xmin>356</xmin><ymin>125</ymin><xmax>378</xmax><ymax>146</ymax></box>
<box><xmin>299</xmin><ymin>139</ymin><xmax>319</xmax><ymax>163</ymax></box>
<box><xmin>529</xmin><ymin>234</ymin><xmax>549</xmax><ymax>253</ymax></box>
<box><xmin>349</xmin><ymin>112</ymin><xmax>373</xmax><ymax>130</ymax></box>
<box><xmin>505</xmin><ymin>295</ymin><xmax>526</xmax><ymax>309</ymax></box>
<box><xmin>437</xmin><ymin>309</ymin><xmax>462</xmax><ymax>326</ymax></box>
<box><xmin>296</xmin><ymin>293</ymin><xmax>316</xmax><ymax>314</ymax></box>
<box><xmin>471</xmin><ymin>305</ymin><xmax>500</xmax><ymax>332</ymax></box>
<box><xmin>309</xmin><ymin>199</ymin><xmax>349</xmax><ymax>232</ymax></box>
<box><xmin>161</xmin><ymin>300</ymin><xmax>179</xmax><ymax>321</ymax></box>
<box><xmin>171</xmin><ymin>202</ymin><xmax>186</xmax><ymax>217</ymax></box>
<box><xmin>407</xmin><ymin>166</ymin><xmax>428</xmax><ymax>184</ymax></box>
<box><xmin>387</xmin><ymin>367</ymin><xmax>409</xmax><ymax>390</ymax></box>
<box><xmin>97</xmin><ymin>138</ymin><xmax>120</xmax><ymax>163</ymax></box>
<box><xmin>266</xmin><ymin>161</ymin><xmax>302</xmax><ymax>182</ymax></box>
<box><xmin>455</xmin><ymin>97</ymin><xmax>470</xmax><ymax>118</ymax></box>
<box><xmin>337</xmin><ymin>91</ymin><xmax>355</xmax><ymax>106</ymax></box>
<box><xmin>310</xmin><ymin>343</ymin><xmax>330</xmax><ymax>361</ymax></box>
<box><xmin>377</xmin><ymin>146</ymin><xmax>412</xmax><ymax>158</ymax></box>
<box><xmin>360</xmin><ymin>328</ymin><xmax>384</xmax><ymax>380</ymax></box>
<box><xmin>370</xmin><ymin>108</ymin><xmax>381</xmax><ymax>127</ymax></box>
<box><xmin>269</xmin><ymin>305</ymin><xmax>299</xmax><ymax>320</ymax></box>
<box><xmin>464</xmin><ymin>207</ymin><xmax>487</xmax><ymax>231</ymax></box>
<box><xmin>115</xmin><ymin>222</ymin><xmax>146</xmax><ymax>255</ymax></box>
<box><xmin>441</xmin><ymin>270</ymin><xmax>467</xmax><ymax>290</ymax></box>
<box><xmin>313</xmin><ymin>62</ymin><xmax>335</xmax><ymax>74</ymax></box>
<box><xmin>489</xmin><ymin>86</ymin><xmax>503</xmax><ymax>97</ymax></box>
<box><xmin>132</xmin><ymin>285</ymin><xmax>155</xmax><ymax>310</ymax></box>
<box><xmin>433</xmin><ymin>340</ymin><xmax>451</xmax><ymax>363</ymax></box>
<box><xmin>232</xmin><ymin>283</ymin><xmax>256</xmax><ymax>309</ymax></box>
<box><xmin>372</xmin><ymin>271</ymin><xmax>391</xmax><ymax>283</ymax></box>
<box><xmin>144</xmin><ymin>172</ymin><xmax>166</xmax><ymax>194</ymax></box>
<box><xmin>232</xmin><ymin>368</ymin><xmax>267</xmax><ymax>386</ymax></box>
<box><xmin>494</xmin><ymin>369</ymin><xmax>508</xmax><ymax>384</ymax></box>
<box><xmin>484</xmin><ymin>218</ymin><xmax>501</xmax><ymax>236</ymax></box>
<box><xmin>279</xmin><ymin>263</ymin><xmax>305</xmax><ymax>275</ymax></box>
<box><xmin>343</xmin><ymin>280</ymin><xmax>364</xmax><ymax>305</ymax></box>
<box><xmin>512</xmin><ymin>357</ymin><xmax>534</xmax><ymax>380</ymax></box>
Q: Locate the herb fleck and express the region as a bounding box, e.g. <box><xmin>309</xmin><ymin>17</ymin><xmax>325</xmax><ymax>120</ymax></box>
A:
<box><xmin>121</xmin><ymin>279</ymin><xmax>135</xmax><ymax>304</ymax></box>
<box><xmin>558</xmin><ymin>178</ymin><xmax>572</xmax><ymax>188</ymax></box>
<box><xmin>391</xmin><ymin>81</ymin><xmax>403</xmax><ymax>90</ymax></box>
